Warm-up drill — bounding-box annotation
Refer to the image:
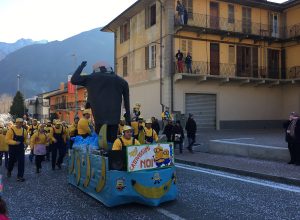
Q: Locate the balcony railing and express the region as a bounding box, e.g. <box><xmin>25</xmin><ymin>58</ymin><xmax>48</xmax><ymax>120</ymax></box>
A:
<box><xmin>175</xmin><ymin>13</ymin><xmax>300</xmax><ymax>40</ymax></box>
<box><xmin>50</xmin><ymin>101</ymin><xmax>87</xmax><ymax>112</ymax></box>
<box><xmin>174</xmin><ymin>61</ymin><xmax>284</xmax><ymax>79</ymax></box>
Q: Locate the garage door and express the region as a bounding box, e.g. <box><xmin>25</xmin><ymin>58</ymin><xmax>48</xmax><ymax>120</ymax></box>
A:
<box><xmin>185</xmin><ymin>93</ymin><xmax>216</xmax><ymax>129</ymax></box>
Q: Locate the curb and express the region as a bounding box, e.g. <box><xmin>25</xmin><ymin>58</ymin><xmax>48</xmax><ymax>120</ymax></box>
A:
<box><xmin>175</xmin><ymin>158</ymin><xmax>300</xmax><ymax>187</ymax></box>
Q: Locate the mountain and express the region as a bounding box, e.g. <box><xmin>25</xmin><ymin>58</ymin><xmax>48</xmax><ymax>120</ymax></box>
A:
<box><xmin>0</xmin><ymin>38</ymin><xmax>47</xmax><ymax>61</ymax></box>
<box><xmin>0</xmin><ymin>28</ymin><xmax>114</xmax><ymax>97</ymax></box>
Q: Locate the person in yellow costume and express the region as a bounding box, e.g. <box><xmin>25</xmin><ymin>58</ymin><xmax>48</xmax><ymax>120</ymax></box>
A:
<box><xmin>112</xmin><ymin>126</ymin><xmax>140</xmax><ymax>151</ymax></box>
<box><xmin>44</xmin><ymin>120</ymin><xmax>54</xmax><ymax>161</ymax></box>
<box><xmin>144</xmin><ymin>119</ymin><xmax>159</xmax><ymax>144</ymax></box>
<box><xmin>78</xmin><ymin>109</ymin><xmax>92</xmax><ymax>138</ymax></box>
<box><xmin>0</xmin><ymin>127</ymin><xmax>8</xmax><ymax>168</ymax></box>
<box><xmin>30</xmin><ymin>124</ymin><xmax>50</xmax><ymax>173</ymax></box>
<box><xmin>6</xmin><ymin>118</ymin><xmax>28</xmax><ymax>182</ymax></box>
<box><xmin>28</xmin><ymin>119</ymin><xmax>39</xmax><ymax>162</ymax></box>
<box><xmin>131</xmin><ymin>116</ymin><xmax>145</xmax><ymax>139</ymax></box>
<box><xmin>51</xmin><ymin>121</ymin><xmax>67</xmax><ymax>170</ymax></box>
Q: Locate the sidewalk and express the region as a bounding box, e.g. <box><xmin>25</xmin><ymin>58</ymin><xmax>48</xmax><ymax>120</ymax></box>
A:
<box><xmin>175</xmin><ymin>150</ymin><xmax>300</xmax><ymax>186</ymax></box>
<box><xmin>172</xmin><ymin>128</ymin><xmax>299</xmax><ymax>186</ymax></box>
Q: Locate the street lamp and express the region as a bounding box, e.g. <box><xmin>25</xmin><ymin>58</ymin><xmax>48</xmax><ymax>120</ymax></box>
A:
<box><xmin>17</xmin><ymin>74</ymin><xmax>21</xmax><ymax>91</ymax></box>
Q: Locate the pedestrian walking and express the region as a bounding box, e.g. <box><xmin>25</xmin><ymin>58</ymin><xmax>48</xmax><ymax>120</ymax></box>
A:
<box><xmin>175</xmin><ymin>50</ymin><xmax>184</xmax><ymax>73</ymax></box>
<box><xmin>6</xmin><ymin>118</ymin><xmax>27</xmax><ymax>182</ymax></box>
<box><xmin>172</xmin><ymin>120</ymin><xmax>185</xmax><ymax>154</ymax></box>
<box><xmin>30</xmin><ymin>124</ymin><xmax>49</xmax><ymax>173</ymax></box>
<box><xmin>185</xmin><ymin>113</ymin><xmax>197</xmax><ymax>153</ymax></box>
<box><xmin>286</xmin><ymin>113</ymin><xmax>300</xmax><ymax>165</ymax></box>
<box><xmin>0</xmin><ymin>128</ymin><xmax>8</xmax><ymax>169</ymax></box>
<box><xmin>185</xmin><ymin>52</ymin><xmax>192</xmax><ymax>73</ymax></box>
<box><xmin>283</xmin><ymin>112</ymin><xmax>297</xmax><ymax>164</ymax></box>
<box><xmin>27</xmin><ymin>119</ymin><xmax>38</xmax><ymax>163</ymax></box>
<box><xmin>51</xmin><ymin>121</ymin><xmax>67</xmax><ymax>170</ymax></box>
<box><xmin>44</xmin><ymin>120</ymin><xmax>54</xmax><ymax>161</ymax></box>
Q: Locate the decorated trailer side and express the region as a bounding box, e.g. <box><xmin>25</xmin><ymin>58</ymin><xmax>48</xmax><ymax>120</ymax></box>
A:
<box><xmin>68</xmin><ymin>143</ymin><xmax>178</xmax><ymax>207</ymax></box>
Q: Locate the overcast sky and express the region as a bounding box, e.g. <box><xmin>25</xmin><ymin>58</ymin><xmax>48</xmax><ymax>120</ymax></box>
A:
<box><xmin>0</xmin><ymin>0</ymin><xmax>287</xmax><ymax>43</ymax></box>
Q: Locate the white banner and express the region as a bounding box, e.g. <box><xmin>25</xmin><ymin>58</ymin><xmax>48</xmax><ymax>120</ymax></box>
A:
<box><xmin>127</xmin><ymin>143</ymin><xmax>174</xmax><ymax>172</ymax></box>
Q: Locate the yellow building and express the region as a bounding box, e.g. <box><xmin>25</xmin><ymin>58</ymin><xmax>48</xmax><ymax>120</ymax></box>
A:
<box><xmin>102</xmin><ymin>0</ymin><xmax>300</xmax><ymax>129</ymax></box>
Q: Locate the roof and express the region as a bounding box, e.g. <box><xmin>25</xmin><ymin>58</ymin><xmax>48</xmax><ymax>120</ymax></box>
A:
<box><xmin>101</xmin><ymin>0</ymin><xmax>300</xmax><ymax>33</ymax></box>
<box><xmin>43</xmin><ymin>85</ymin><xmax>85</xmax><ymax>99</ymax></box>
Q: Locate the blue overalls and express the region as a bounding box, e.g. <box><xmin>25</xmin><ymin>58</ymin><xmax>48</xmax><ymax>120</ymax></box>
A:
<box><xmin>52</xmin><ymin>127</ymin><xmax>65</xmax><ymax>170</ymax></box>
<box><xmin>8</xmin><ymin>128</ymin><xmax>25</xmax><ymax>178</ymax></box>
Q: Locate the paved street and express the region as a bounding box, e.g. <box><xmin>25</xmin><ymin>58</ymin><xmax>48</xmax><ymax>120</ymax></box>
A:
<box><xmin>2</xmin><ymin>156</ymin><xmax>300</xmax><ymax>220</ymax></box>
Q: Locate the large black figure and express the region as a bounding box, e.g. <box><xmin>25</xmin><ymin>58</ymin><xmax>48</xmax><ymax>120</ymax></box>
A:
<box><xmin>71</xmin><ymin>61</ymin><xmax>131</xmax><ymax>143</ymax></box>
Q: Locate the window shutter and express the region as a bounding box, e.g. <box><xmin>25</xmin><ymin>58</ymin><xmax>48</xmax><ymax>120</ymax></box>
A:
<box><xmin>145</xmin><ymin>8</ymin><xmax>149</xmax><ymax>29</ymax></box>
<box><xmin>145</xmin><ymin>46</ymin><xmax>149</xmax><ymax>69</ymax></box>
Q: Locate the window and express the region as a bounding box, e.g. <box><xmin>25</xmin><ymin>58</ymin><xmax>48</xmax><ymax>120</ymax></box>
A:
<box><xmin>145</xmin><ymin>4</ymin><xmax>156</xmax><ymax>29</ymax></box>
<box><xmin>228</xmin><ymin>4</ymin><xmax>234</xmax><ymax>24</ymax></box>
<box><xmin>120</xmin><ymin>22</ymin><xmax>130</xmax><ymax>43</ymax></box>
<box><xmin>229</xmin><ymin>45</ymin><xmax>235</xmax><ymax>64</ymax></box>
<box><xmin>123</xmin><ymin>57</ymin><xmax>128</xmax><ymax>77</ymax></box>
<box><xmin>181</xmin><ymin>39</ymin><xmax>192</xmax><ymax>57</ymax></box>
<box><xmin>145</xmin><ymin>45</ymin><xmax>156</xmax><ymax>69</ymax></box>
<box><xmin>242</xmin><ymin>7</ymin><xmax>251</xmax><ymax>34</ymax></box>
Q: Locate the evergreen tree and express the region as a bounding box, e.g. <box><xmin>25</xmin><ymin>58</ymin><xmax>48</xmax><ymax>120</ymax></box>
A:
<box><xmin>9</xmin><ymin>91</ymin><xmax>25</xmax><ymax>119</ymax></box>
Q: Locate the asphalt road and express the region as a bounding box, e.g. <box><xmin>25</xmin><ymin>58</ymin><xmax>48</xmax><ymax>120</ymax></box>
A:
<box><xmin>2</xmin><ymin>157</ymin><xmax>300</xmax><ymax>220</ymax></box>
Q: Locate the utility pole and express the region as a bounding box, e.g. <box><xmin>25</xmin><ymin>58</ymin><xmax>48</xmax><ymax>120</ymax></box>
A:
<box><xmin>17</xmin><ymin>74</ymin><xmax>21</xmax><ymax>91</ymax></box>
<box><xmin>71</xmin><ymin>54</ymin><xmax>78</xmax><ymax>117</ymax></box>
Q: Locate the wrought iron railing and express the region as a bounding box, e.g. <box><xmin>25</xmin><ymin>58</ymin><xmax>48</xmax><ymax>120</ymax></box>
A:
<box><xmin>174</xmin><ymin>61</ymin><xmax>284</xmax><ymax>79</ymax></box>
<box><xmin>175</xmin><ymin>13</ymin><xmax>287</xmax><ymax>39</ymax></box>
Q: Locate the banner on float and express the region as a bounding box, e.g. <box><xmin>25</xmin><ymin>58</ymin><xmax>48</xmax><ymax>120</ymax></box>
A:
<box><xmin>127</xmin><ymin>143</ymin><xmax>174</xmax><ymax>172</ymax></box>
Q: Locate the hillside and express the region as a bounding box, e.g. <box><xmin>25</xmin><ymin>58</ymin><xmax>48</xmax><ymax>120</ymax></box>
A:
<box><xmin>0</xmin><ymin>28</ymin><xmax>114</xmax><ymax>97</ymax></box>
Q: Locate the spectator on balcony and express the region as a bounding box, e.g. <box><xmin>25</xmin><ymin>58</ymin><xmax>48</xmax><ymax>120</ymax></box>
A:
<box><xmin>185</xmin><ymin>52</ymin><xmax>192</xmax><ymax>73</ymax></box>
<box><xmin>175</xmin><ymin>50</ymin><xmax>184</xmax><ymax>73</ymax></box>
<box><xmin>176</xmin><ymin>0</ymin><xmax>184</xmax><ymax>25</ymax></box>
<box><xmin>183</xmin><ymin>4</ymin><xmax>188</xmax><ymax>25</ymax></box>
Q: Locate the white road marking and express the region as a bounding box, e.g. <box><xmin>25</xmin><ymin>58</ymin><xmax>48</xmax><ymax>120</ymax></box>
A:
<box><xmin>157</xmin><ymin>208</ymin><xmax>186</xmax><ymax>220</ymax></box>
<box><xmin>212</xmin><ymin>138</ymin><xmax>254</xmax><ymax>141</ymax></box>
<box><xmin>210</xmin><ymin>140</ymin><xmax>284</xmax><ymax>149</ymax></box>
<box><xmin>176</xmin><ymin>164</ymin><xmax>300</xmax><ymax>193</ymax></box>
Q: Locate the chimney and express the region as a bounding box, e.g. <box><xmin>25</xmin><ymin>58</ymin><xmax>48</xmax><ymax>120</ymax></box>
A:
<box><xmin>60</xmin><ymin>83</ymin><xmax>65</xmax><ymax>91</ymax></box>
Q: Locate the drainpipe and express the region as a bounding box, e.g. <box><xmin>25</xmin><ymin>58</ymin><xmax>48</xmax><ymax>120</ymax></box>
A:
<box><xmin>158</xmin><ymin>0</ymin><xmax>164</xmax><ymax>112</ymax></box>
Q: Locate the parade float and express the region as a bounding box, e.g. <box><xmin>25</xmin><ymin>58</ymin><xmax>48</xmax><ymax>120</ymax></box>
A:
<box><xmin>68</xmin><ymin>132</ymin><xmax>178</xmax><ymax>207</ymax></box>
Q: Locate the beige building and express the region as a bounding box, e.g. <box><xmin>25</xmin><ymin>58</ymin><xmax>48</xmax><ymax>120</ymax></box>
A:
<box><xmin>102</xmin><ymin>0</ymin><xmax>300</xmax><ymax>129</ymax></box>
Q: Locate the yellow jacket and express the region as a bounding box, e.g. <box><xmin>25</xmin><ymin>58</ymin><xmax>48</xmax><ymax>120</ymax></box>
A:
<box><xmin>44</xmin><ymin>126</ymin><xmax>54</xmax><ymax>144</ymax></box>
<box><xmin>78</xmin><ymin>118</ymin><xmax>91</xmax><ymax>135</ymax></box>
<box><xmin>0</xmin><ymin>134</ymin><xmax>8</xmax><ymax>151</ymax></box>
<box><xmin>144</xmin><ymin>127</ymin><xmax>159</xmax><ymax>142</ymax></box>
<box><xmin>30</xmin><ymin>132</ymin><xmax>49</xmax><ymax>150</ymax></box>
<box><xmin>6</xmin><ymin>126</ymin><xmax>28</xmax><ymax>146</ymax></box>
<box><xmin>131</xmin><ymin>121</ymin><xmax>145</xmax><ymax>136</ymax></box>
<box><xmin>112</xmin><ymin>137</ymin><xmax>140</xmax><ymax>151</ymax></box>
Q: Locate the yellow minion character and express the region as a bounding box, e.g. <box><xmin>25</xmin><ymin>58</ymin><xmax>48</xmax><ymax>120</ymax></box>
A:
<box><xmin>153</xmin><ymin>145</ymin><xmax>164</xmax><ymax>167</ymax></box>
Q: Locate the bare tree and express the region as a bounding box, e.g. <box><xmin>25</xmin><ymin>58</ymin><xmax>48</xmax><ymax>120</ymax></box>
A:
<box><xmin>0</xmin><ymin>94</ymin><xmax>13</xmax><ymax>114</ymax></box>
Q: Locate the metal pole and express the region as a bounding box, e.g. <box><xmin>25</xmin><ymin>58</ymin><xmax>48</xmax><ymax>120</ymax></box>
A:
<box><xmin>17</xmin><ymin>74</ymin><xmax>20</xmax><ymax>91</ymax></box>
<box><xmin>159</xmin><ymin>0</ymin><xmax>164</xmax><ymax>112</ymax></box>
<box><xmin>71</xmin><ymin>54</ymin><xmax>78</xmax><ymax>117</ymax></box>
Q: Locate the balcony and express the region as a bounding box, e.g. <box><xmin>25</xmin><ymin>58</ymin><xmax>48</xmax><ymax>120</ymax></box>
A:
<box><xmin>174</xmin><ymin>61</ymin><xmax>300</xmax><ymax>85</ymax></box>
<box><xmin>50</xmin><ymin>101</ymin><xmax>87</xmax><ymax>112</ymax></box>
<box><xmin>174</xmin><ymin>13</ymin><xmax>295</xmax><ymax>41</ymax></box>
